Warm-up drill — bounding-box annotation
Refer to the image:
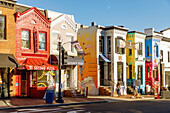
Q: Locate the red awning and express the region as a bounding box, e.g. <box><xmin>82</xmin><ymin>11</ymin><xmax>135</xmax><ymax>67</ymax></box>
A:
<box><xmin>19</xmin><ymin>58</ymin><xmax>58</xmax><ymax>70</ymax></box>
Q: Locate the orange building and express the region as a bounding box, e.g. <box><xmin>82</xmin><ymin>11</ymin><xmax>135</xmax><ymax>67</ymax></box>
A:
<box><xmin>0</xmin><ymin>0</ymin><xmax>19</xmax><ymax>98</ymax></box>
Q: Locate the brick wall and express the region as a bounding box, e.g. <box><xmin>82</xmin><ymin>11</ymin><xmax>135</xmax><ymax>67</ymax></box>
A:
<box><xmin>0</xmin><ymin>6</ymin><xmax>16</xmax><ymax>55</ymax></box>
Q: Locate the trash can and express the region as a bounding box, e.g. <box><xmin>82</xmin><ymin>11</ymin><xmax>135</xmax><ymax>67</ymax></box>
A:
<box><xmin>46</xmin><ymin>90</ymin><xmax>54</xmax><ymax>103</ymax></box>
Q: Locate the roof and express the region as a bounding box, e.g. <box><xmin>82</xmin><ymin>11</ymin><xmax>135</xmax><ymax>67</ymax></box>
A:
<box><xmin>160</xmin><ymin>28</ymin><xmax>170</xmax><ymax>32</ymax></box>
<box><xmin>128</xmin><ymin>31</ymin><xmax>146</xmax><ymax>35</ymax></box>
<box><xmin>103</xmin><ymin>25</ymin><xmax>129</xmax><ymax>31</ymax></box>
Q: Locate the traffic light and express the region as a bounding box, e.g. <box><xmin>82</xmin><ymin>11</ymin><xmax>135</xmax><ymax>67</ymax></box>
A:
<box><xmin>62</xmin><ymin>50</ymin><xmax>67</xmax><ymax>65</ymax></box>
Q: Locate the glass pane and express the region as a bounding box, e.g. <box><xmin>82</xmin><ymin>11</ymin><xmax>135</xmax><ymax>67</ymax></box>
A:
<box><xmin>0</xmin><ymin>68</ymin><xmax>9</xmax><ymax>98</ymax></box>
<box><xmin>31</xmin><ymin>71</ymin><xmax>37</xmax><ymax>87</ymax></box>
<box><xmin>39</xmin><ymin>33</ymin><xmax>45</xmax><ymax>50</ymax></box>
<box><xmin>38</xmin><ymin>71</ymin><xmax>55</xmax><ymax>87</ymax></box>
<box><xmin>21</xmin><ymin>30</ymin><xmax>29</xmax><ymax>48</ymax></box>
<box><xmin>0</xmin><ymin>16</ymin><xmax>5</xmax><ymax>39</ymax></box>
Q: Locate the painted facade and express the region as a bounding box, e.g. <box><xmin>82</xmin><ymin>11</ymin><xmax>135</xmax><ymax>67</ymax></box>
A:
<box><xmin>144</xmin><ymin>28</ymin><xmax>162</xmax><ymax>93</ymax></box>
<box><xmin>126</xmin><ymin>31</ymin><xmax>146</xmax><ymax>94</ymax></box>
<box><xmin>78</xmin><ymin>23</ymin><xmax>128</xmax><ymax>95</ymax></box>
<box><xmin>159</xmin><ymin>28</ymin><xmax>170</xmax><ymax>89</ymax></box>
<box><xmin>15</xmin><ymin>7</ymin><xmax>58</xmax><ymax>98</ymax></box>
<box><xmin>47</xmin><ymin>10</ymin><xmax>83</xmax><ymax>94</ymax></box>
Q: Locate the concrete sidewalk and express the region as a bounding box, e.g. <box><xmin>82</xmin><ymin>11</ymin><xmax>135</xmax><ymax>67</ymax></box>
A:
<box><xmin>0</xmin><ymin>97</ymin><xmax>107</xmax><ymax>110</ymax></box>
<box><xmin>0</xmin><ymin>94</ymin><xmax>167</xmax><ymax>110</ymax></box>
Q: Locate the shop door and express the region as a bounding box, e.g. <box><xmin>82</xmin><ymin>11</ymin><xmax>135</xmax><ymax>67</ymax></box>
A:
<box><xmin>21</xmin><ymin>71</ymin><xmax>27</xmax><ymax>96</ymax></box>
<box><xmin>0</xmin><ymin>68</ymin><xmax>9</xmax><ymax>98</ymax></box>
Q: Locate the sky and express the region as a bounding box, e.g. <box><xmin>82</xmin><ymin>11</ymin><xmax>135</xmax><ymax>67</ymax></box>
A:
<box><xmin>17</xmin><ymin>0</ymin><xmax>170</xmax><ymax>32</ymax></box>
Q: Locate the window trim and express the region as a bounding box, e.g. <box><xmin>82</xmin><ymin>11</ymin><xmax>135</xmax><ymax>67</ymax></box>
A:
<box><xmin>115</xmin><ymin>37</ymin><xmax>125</xmax><ymax>54</ymax></box>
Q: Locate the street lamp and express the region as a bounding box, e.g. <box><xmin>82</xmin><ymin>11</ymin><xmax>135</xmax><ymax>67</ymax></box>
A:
<box><xmin>56</xmin><ymin>34</ymin><xmax>64</xmax><ymax>103</ymax></box>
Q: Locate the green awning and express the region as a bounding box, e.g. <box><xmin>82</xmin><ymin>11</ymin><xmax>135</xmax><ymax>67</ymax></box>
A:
<box><xmin>0</xmin><ymin>53</ymin><xmax>19</xmax><ymax>68</ymax></box>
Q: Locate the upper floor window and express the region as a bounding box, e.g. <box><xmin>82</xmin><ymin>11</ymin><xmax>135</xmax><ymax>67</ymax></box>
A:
<box><xmin>21</xmin><ymin>30</ymin><xmax>30</xmax><ymax>49</ymax></box>
<box><xmin>147</xmin><ymin>46</ymin><xmax>149</xmax><ymax>56</ymax></box>
<box><xmin>154</xmin><ymin>45</ymin><xmax>158</xmax><ymax>57</ymax></box>
<box><xmin>39</xmin><ymin>32</ymin><xmax>46</xmax><ymax>50</ymax></box>
<box><xmin>160</xmin><ymin>50</ymin><xmax>163</xmax><ymax>62</ymax></box>
<box><xmin>129</xmin><ymin>49</ymin><xmax>132</xmax><ymax>56</ymax></box>
<box><xmin>99</xmin><ymin>36</ymin><xmax>104</xmax><ymax>54</ymax></box>
<box><xmin>71</xmin><ymin>36</ymin><xmax>74</xmax><ymax>52</ymax></box>
<box><xmin>0</xmin><ymin>15</ymin><xmax>6</xmax><ymax>40</ymax></box>
<box><xmin>115</xmin><ymin>37</ymin><xmax>125</xmax><ymax>54</ymax></box>
<box><xmin>107</xmin><ymin>36</ymin><xmax>111</xmax><ymax>54</ymax></box>
<box><xmin>138</xmin><ymin>42</ymin><xmax>143</xmax><ymax>55</ymax></box>
<box><xmin>168</xmin><ymin>51</ymin><xmax>170</xmax><ymax>62</ymax></box>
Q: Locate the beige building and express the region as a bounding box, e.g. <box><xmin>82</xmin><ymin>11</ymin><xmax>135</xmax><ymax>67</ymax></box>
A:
<box><xmin>47</xmin><ymin>10</ymin><xmax>83</xmax><ymax>94</ymax></box>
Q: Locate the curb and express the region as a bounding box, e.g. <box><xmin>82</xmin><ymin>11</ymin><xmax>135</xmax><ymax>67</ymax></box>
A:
<box><xmin>0</xmin><ymin>100</ymin><xmax>108</xmax><ymax>110</ymax></box>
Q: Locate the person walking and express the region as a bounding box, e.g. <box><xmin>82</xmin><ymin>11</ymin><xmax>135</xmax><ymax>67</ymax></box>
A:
<box><xmin>116</xmin><ymin>82</ymin><xmax>121</xmax><ymax>97</ymax></box>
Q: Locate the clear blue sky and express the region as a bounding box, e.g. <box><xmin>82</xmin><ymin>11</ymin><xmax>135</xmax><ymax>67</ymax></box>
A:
<box><xmin>17</xmin><ymin>0</ymin><xmax>170</xmax><ymax>32</ymax></box>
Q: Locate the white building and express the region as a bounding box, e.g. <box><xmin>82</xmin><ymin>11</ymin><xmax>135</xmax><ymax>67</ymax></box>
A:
<box><xmin>160</xmin><ymin>28</ymin><xmax>170</xmax><ymax>88</ymax></box>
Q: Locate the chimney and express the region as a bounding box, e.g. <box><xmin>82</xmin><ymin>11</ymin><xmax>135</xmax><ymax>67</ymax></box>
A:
<box><xmin>91</xmin><ymin>22</ymin><xmax>96</xmax><ymax>26</ymax></box>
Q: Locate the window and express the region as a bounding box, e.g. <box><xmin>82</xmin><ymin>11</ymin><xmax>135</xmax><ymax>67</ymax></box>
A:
<box><xmin>71</xmin><ymin>36</ymin><xmax>74</xmax><ymax>52</ymax></box>
<box><xmin>0</xmin><ymin>15</ymin><xmax>6</xmax><ymax>40</ymax></box>
<box><xmin>117</xmin><ymin>62</ymin><xmax>123</xmax><ymax>81</ymax></box>
<box><xmin>115</xmin><ymin>37</ymin><xmax>125</xmax><ymax>54</ymax></box>
<box><xmin>138</xmin><ymin>42</ymin><xmax>143</xmax><ymax>55</ymax></box>
<box><xmin>30</xmin><ymin>71</ymin><xmax>37</xmax><ymax>87</ymax></box>
<box><xmin>129</xmin><ymin>49</ymin><xmax>132</xmax><ymax>56</ymax></box>
<box><xmin>168</xmin><ymin>51</ymin><xmax>170</xmax><ymax>62</ymax></box>
<box><xmin>39</xmin><ymin>32</ymin><xmax>46</xmax><ymax>50</ymax></box>
<box><xmin>38</xmin><ymin>70</ymin><xmax>55</xmax><ymax>87</ymax></box>
<box><xmin>147</xmin><ymin>46</ymin><xmax>149</xmax><ymax>56</ymax></box>
<box><xmin>107</xmin><ymin>36</ymin><xmax>111</xmax><ymax>54</ymax></box>
<box><xmin>154</xmin><ymin>45</ymin><xmax>158</xmax><ymax>57</ymax></box>
<box><xmin>147</xmin><ymin>67</ymin><xmax>149</xmax><ymax>78</ymax></box>
<box><xmin>160</xmin><ymin>50</ymin><xmax>163</xmax><ymax>62</ymax></box>
<box><xmin>21</xmin><ymin>30</ymin><xmax>30</xmax><ymax>49</ymax></box>
<box><xmin>129</xmin><ymin>65</ymin><xmax>132</xmax><ymax>79</ymax></box>
<box><xmin>108</xmin><ymin>63</ymin><xmax>111</xmax><ymax>80</ymax></box>
<box><xmin>138</xmin><ymin>65</ymin><xmax>143</xmax><ymax>84</ymax></box>
<box><xmin>99</xmin><ymin>36</ymin><xmax>104</xmax><ymax>54</ymax></box>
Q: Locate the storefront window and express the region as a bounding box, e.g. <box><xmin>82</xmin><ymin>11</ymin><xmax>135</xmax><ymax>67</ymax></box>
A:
<box><xmin>38</xmin><ymin>70</ymin><xmax>55</xmax><ymax>87</ymax></box>
<box><xmin>30</xmin><ymin>71</ymin><xmax>37</xmax><ymax>87</ymax></box>
<box><xmin>0</xmin><ymin>68</ymin><xmax>8</xmax><ymax>98</ymax></box>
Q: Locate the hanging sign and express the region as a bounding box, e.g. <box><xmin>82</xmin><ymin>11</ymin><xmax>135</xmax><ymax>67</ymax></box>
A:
<box><xmin>71</xmin><ymin>41</ymin><xmax>84</xmax><ymax>54</ymax></box>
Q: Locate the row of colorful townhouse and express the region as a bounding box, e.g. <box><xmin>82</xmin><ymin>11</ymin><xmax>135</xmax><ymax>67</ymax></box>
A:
<box><xmin>78</xmin><ymin>22</ymin><xmax>170</xmax><ymax>96</ymax></box>
<box><xmin>0</xmin><ymin>0</ymin><xmax>83</xmax><ymax>99</ymax></box>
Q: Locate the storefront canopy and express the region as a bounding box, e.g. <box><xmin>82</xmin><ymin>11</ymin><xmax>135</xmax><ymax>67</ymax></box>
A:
<box><xmin>0</xmin><ymin>53</ymin><xmax>19</xmax><ymax>68</ymax></box>
<box><xmin>99</xmin><ymin>54</ymin><xmax>110</xmax><ymax>62</ymax></box>
<box><xmin>50</xmin><ymin>55</ymin><xmax>84</xmax><ymax>66</ymax></box>
<box><xmin>19</xmin><ymin>58</ymin><xmax>58</xmax><ymax>70</ymax></box>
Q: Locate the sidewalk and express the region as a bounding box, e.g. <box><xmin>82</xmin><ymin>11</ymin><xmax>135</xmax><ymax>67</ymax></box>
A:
<box><xmin>0</xmin><ymin>97</ymin><xmax>106</xmax><ymax>110</ymax></box>
<box><xmin>0</xmin><ymin>94</ymin><xmax>167</xmax><ymax>110</ymax></box>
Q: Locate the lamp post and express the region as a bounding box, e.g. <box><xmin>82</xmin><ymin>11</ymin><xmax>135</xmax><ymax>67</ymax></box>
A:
<box><xmin>56</xmin><ymin>34</ymin><xmax>64</xmax><ymax>103</ymax></box>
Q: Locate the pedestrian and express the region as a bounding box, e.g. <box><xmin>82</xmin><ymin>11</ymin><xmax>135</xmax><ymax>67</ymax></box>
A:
<box><xmin>116</xmin><ymin>82</ymin><xmax>121</xmax><ymax>97</ymax></box>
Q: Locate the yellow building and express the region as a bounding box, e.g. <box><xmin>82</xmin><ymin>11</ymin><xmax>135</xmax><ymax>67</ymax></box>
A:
<box><xmin>126</xmin><ymin>31</ymin><xmax>146</xmax><ymax>94</ymax></box>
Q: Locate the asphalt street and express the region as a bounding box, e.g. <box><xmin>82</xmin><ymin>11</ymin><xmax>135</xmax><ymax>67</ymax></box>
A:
<box><xmin>3</xmin><ymin>100</ymin><xmax>170</xmax><ymax>113</ymax></box>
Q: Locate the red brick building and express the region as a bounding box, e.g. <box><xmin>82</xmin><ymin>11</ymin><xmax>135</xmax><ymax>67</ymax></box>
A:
<box><xmin>15</xmin><ymin>7</ymin><xmax>57</xmax><ymax>98</ymax></box>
